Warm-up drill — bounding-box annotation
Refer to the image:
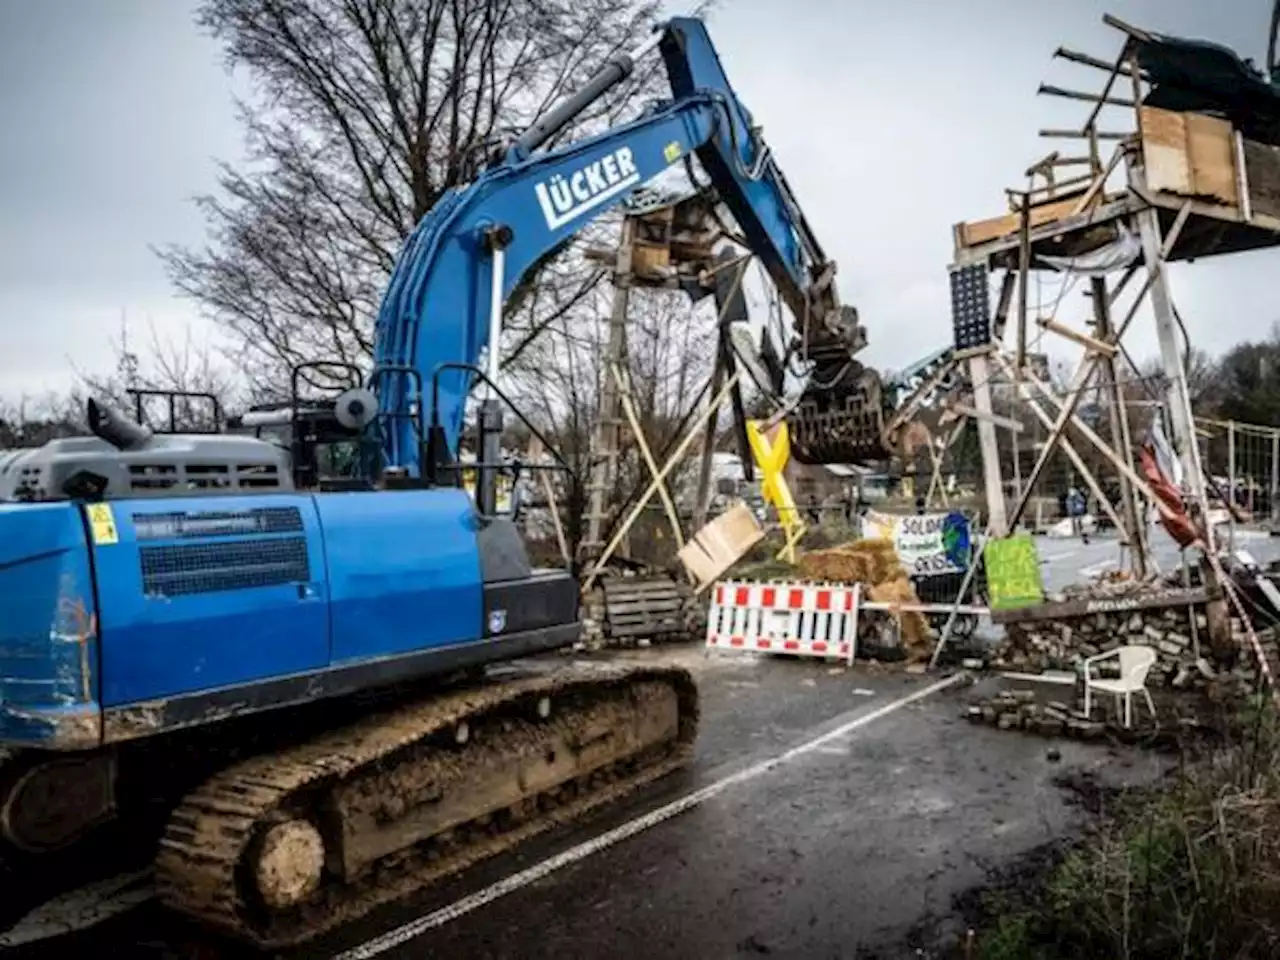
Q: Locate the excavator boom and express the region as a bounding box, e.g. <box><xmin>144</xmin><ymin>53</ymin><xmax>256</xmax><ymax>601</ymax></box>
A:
<box><xmin>372</xmin><ymin>17</ymin><xmax>887</xmax><ymax>475</ymax></box>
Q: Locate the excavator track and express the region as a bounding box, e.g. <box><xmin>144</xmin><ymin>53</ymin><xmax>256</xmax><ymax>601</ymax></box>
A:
<box><xmin>154</xmin><ymin>661</ymin><xmax>698</xmax><ymax>948</ymax></box>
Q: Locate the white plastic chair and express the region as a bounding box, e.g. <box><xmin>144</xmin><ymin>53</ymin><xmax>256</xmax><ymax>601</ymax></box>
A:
<box><xmin>1082</xmin><ymin>645</ymin><xmax>1157</xmax><ymax>729</ymax></box>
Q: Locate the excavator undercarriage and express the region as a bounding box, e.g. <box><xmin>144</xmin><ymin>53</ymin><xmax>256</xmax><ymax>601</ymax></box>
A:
<box><xmin>0</xmin><ymin>662</ymin><xmax>698</xmax><ymax>949</ymax></box>
<box><xmin>155</xmin><ymin>662</ymin><xmax>697</xmax><ymax>948</ymax></box>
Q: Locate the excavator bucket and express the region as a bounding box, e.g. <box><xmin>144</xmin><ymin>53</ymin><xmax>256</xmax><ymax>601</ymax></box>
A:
<box><xmin>786</xmin><ymin>365</ymin><xmax>890</xmax><ymax>465</ymax></box>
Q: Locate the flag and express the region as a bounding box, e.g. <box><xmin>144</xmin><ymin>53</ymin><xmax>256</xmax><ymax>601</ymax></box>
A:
<box><xmin>1140</xmin><ymin>418</ymin><xmax>1199</xmax><ymax>548</ymax></box>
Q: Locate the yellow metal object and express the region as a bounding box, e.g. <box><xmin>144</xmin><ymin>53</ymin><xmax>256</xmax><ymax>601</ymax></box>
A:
<box><xmin>745</xmin><ymin>420</ymin><xmax>805</xmax><ymax>564</ymax></box>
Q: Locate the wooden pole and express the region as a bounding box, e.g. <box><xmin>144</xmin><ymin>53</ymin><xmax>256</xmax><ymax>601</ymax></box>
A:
<box><xmin>611</xmin><ymin>362</ymin><xmax>685</xmax><ymax>550</ymax></box>
<box><xmin>1271</xmin><ymin>431</ymin><xmax>1279</xmax><ymax>527</ymax></box>
<box><xmin>929</xmin><ymin>527</ymin><xmax>992</xmax><ymax>670</ymax></box>
<box><xmin>1228</xmin><ymin>420</ymin><xmax>1237</xmax><ymax>553</ymax></box>
<box><xmin>583</xmin><ymin>373</ymin><xmax>741</xmax><ymax>592</ymax></box>
<box><xmin>691</xmin><ymin>351</ymin><xmax>727</xmax><ymax>531</ymax></box>
<box><xmin>1134</xmin><ymin>205</ymin><xmax>1213</xmax><ymax>522</ymax></box>
<box><xmin>1091</xmin><ymin>275</ymin><xmax>1147</xmax><ymax>576</ymax></box>
<box><xmin>1016</xmin><ymin>192</ymin><xmax>1031</xmax><ymax>376</ymax></box>
<box><xmin>582</xmin><ymin>218</ymin><xmax>635</xmax><ymax>557</ymax></box>
<box><xmin>1004</xmin><ymin>361</ymin><xmax>1129</xmax><ymax>536</ymax></box>
<box><xmin>693</xmin><ymin>256</ymin><xmax>752</xmax><ymax>530</ymax></box>
<box><xmin>1004</xmin><ymin>351</ymin><xmax>1103</xmax><ymax>532</ymax></box>
<box><xmin>969</xmin><ymin>353</ymin><xmax>1008</xmax><ymax>536</ymax></box>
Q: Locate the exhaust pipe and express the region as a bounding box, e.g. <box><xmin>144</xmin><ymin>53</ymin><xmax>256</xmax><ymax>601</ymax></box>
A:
<box><xmin>87</xmin><ymin>398</ymin><xmax>153</xmax><ymax>451</ymax></box>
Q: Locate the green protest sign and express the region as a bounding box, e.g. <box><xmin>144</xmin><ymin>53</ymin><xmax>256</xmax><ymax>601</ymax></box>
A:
<box><xmin>984</xmin><ymin>534</ymin><xmax>1045</xmax><ymax>610</ymax></box>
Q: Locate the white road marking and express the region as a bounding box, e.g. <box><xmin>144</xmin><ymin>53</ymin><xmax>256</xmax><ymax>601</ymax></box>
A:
<box><xmin>330</xmin><ymin>673</ymin><xmax>964</xmax><ymax>960</ymax></box>
<box><xmin>0</xmin><ymin>870</ymin><xmax>153</xmax><ymax>947</ymax></box>
<box><xmin>1037</xmin><ymin>548</ymin><xmax>1079</xmax><ymax>563</ymax></box>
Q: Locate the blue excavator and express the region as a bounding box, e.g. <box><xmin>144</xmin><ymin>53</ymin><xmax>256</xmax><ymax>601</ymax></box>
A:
<box><xmin>0</xmin><ymin>17</ymin><xmax>886</xmax><ymax>947</ymax></box>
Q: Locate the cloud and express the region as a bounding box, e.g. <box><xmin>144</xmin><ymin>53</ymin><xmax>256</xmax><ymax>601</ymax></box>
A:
<box><xmin>1</xmin><ymin>0</ymin><xmax>1276</xmax><ymax>404</ymax></box>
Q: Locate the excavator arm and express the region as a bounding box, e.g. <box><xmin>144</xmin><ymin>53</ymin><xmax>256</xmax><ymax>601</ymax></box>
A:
<box><xmin>371</xmin><ymin>16</ymin><xmax>885</xmax><ymax>478</ymax></box>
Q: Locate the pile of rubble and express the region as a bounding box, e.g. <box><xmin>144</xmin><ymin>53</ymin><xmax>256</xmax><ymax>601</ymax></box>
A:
<box><xmin>993</xmin><ymin>574</ymin><xmax>1278</xmax><ymax>689</ymax></box>
<box><xmin>965</xmin><ymin>690</ymin><xmax>1107</xmax><ymax>739</ymax></box>
<box><xmin>997</xmin><ymin>604</ymin><xmax>1212</xmax><ymax>684</ymax></box>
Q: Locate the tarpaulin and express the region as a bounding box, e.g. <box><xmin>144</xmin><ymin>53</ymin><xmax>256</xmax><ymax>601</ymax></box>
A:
<box><xmin>1135</xmin><ymin>31</ymin><xmax>1280</xmax><ymax>146</ymax></box>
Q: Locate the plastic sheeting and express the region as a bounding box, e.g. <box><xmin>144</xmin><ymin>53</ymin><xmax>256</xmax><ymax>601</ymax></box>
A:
<box><xmin>1039</xmin><ymin>224</ymin><xmax>1142</xmax><ymax>276</ymax></box>
<box><xmin>1136</xmin><ymin>31</ymin><xmax>1280</xmax><ymax>146</ymax></box>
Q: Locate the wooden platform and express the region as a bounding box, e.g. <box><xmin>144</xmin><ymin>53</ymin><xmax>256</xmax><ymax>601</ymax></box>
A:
<box><xmin>954</xmin><ymin>105</ymin><xmax>1280</xmax><ymax>268</ymax></box>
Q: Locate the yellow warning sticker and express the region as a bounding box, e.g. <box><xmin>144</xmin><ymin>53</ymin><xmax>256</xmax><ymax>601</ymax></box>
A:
<box><xmin>663</xmin><ymin>141</ymin><xmax>681</xmax><ymax>163</ymax></box>
<box><xmin>86</xmin><ymin>503</ymin><xmax>119</xmax><ymax>546</ymax></box>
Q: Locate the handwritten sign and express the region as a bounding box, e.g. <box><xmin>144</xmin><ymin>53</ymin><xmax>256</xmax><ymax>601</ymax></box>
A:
<box><xmin>863</xmin><ymin>510</ymin><xmax>972</xmax><ymax>577</ymax></box>
<box><xmin>984</xmin><ymin>534</ymin><xmax>1044</xmax><ymax>611</ymax></box>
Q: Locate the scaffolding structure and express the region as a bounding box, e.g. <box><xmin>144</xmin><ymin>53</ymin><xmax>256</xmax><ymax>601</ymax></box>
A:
<box><xmin>946</xmin><ymin>13</ymin><xmax>1280</xmax><ymax>581</ymax></box>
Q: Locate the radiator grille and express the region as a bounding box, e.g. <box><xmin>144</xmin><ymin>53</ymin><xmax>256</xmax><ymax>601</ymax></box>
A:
<box><xmin>140</xmin><ymin>538</ymin><xmax>310</xmax><ymax>597</ymax></box>
<box><xmin>134</xmin><ymin>507</ymin><xmax>304</xmax><ymax>541</ymax></box>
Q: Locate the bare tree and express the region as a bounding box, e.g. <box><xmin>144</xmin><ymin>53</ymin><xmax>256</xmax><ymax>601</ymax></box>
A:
<box><xmin>0</xmin><ymin>394</ymin><xmax>83</xmax><ymax>448</ymax></box>
<box><xmin>71</xmin><ymin>319</ymin><xmax>236</xmax><ymax>431</ymax></box>
<box><xmin>503</xmin><ymin>275</ymin><xmax>719</xmax><ymax>555</ymax></box>
<box><xmin>158</xmin><ymin>0</ymin><xmax>678</xmax><ymax>394</ymax></box>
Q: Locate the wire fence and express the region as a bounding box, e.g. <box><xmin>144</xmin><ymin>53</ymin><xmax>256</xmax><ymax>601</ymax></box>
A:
<box><xmin>1197</xmin><ymin>418</ymin><xmax>1280</xmax><ymax>525</ymax></box>
<box><xmin>939</xmin><ymin>369</ymin><xmax>1280</xmax><ymax>531</ymax></box>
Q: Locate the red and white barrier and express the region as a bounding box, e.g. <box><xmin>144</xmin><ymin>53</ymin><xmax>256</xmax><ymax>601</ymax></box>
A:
<box><xmin>705</xmin><ymin>580</ymin><xmax>862</xmax><ymax>665</ymax></box>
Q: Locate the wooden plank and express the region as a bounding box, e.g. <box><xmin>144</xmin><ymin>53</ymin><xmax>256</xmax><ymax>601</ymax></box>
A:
<box><xmin>960</xmin><ymin>193</ymin><xmax>1094</xmax><ymax>248</ymax></box>
<box><xmin>1054</xmin><ymin>46</ymin><xmax>1144</xmax><ymax>79</ymax></box>
<box><xmin>605</xmin><ymin>587</ymin><xmax>679</xmax><ymax>599</ymax></box>
<box><xmin>1140</xmin><ymin>106</ymin><xmax>1192</xmax><ymax>195</ymax></box>
<box><xmin>602</xmin><ymin>578</ymin><xmax>686</xmax><ymax>597</ymax></box>
<box><xmin>608</xmin><ymin>619</ymin><xmax>686</xmax><ymax>638</ymax></box>
<box><xmin>1141</xmin><ymin>106</ymin><xmax>1239</xmax><ymax>206</ymax></box>
<box><xmin>607</xmin><ymin>599</ymin><xmax>686</xmax><ymax>616</ymax></box>
<box><xmin>953</xmin><ymin>194</ymin><xmax>1138</xmax><ymax>264</ymax></box>
<box><xmin>990</xmin><ymin>585</ymin><xmax>1214</xmax><ymax>625</ymax></box>
<box><xmin>1244</xmin><ymin>138</ymin><xmax>1280</xmax><ymax>220</ymax></box>
<box><xmin>1185</xmin><ymin>112</ymin><xmax>1237</xmax><ymax>205</ymax></box>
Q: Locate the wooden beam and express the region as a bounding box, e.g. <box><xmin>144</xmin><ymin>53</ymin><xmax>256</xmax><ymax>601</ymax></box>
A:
<box><xmin>1069</xmin><ymin>142</ymin><xmax>1125</xmax><ymax>216</ymax></box>
<box><xmin>1036</xmin><ymin>316</ymin><xmax>1119</xmax><ymax>356</ymax></box>
<box><xmin>1002</xmin><ymin>368</ymin><xmax>1130</xmax><ymax>541</ymax></box>
<box><xmin>1000</xmin><ymin>348</ymin><xmax>1104</xmax><ymax>532</ymax></box>
<box><xmin>1091</xmin><ymin>275</ymin><xmax>1148</xmax><ymax>577</ymax></box>
<box><xmin>992</xmin><ymin>585</ymin><xmax>1213</xmax><ymax>625</ymax></box>
<box><xmin>1102</xmin><ymin>13</ymin><xmax>1155</xmax><ymax>44</ymax></box>
<box><xmin>1040</xmin><ymin>129</ymin><xmax>1128</xmax><ymax>140</ymax></box>
<box><xmin>1054</xmin><ymin>46</ymin><xmax>1143</xmax><ymax>79</ymax></box>
<box><xmin>954</xmin><ymin>194</ymin><xmax>1139</xmax><ymax>263</ymax></box>
<box><xmin>1038</xmin><ymin>83</ymin><xmax>1135</xmax><ymax>108</ymax></box>
<box><xmin>1106</xmin><ymin>260</ymin><xmax>1141</xmax><ymax>307</ymax></box>
<box><xmin>968</xmin><ymin>354</ymin><xmax>1008</xmax><ymax>536</ymax></box>
<box><xmin>1016</xmin><ymin>357</ymin><xmax>1175</xmax><ymax>524</ymax></box>
<box><xmin>583</xmin><ymin>372</ymin><xmax>741</xmax><ymax>592</ymax></box>
<box><xmin>1082</xmin><ymin>37</ymin><xmax>1133</xmax><ymax>136</ymax></box>
<box><xmin>612</xmin><ymin>363</ymin><xmax>684</xmax><ymax>551</ymax></box>
<box><xmin>1016</xmin><ymin>191</ymin><xmax>1031</xmax><ymax>374</ymax></box>
<box><xmin>1017</xmin><ymin>171</ymin><xmax>1098</xmax><ymax>201</ymax></box>
<box><xmin>946</xmin><ymin>402</ymin><xmax>1025</xmax><ymax>433</ymax></box>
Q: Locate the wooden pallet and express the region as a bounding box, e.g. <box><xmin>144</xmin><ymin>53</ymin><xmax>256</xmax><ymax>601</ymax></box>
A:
<box><xmin>601</xmin><ymin>576</ymin><xmax>692</xmax><ymax>643</ymax></box>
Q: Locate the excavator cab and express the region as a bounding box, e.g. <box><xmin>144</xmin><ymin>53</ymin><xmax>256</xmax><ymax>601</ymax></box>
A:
<box><xmin>226</xmin><ymin>361</ymin><xmax>379</xmax><ymax>490</ymax></box>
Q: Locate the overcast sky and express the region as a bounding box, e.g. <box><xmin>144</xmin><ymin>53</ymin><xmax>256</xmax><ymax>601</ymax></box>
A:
<box><xmin>1</xmin><ymin>0</ymin><xmax>1277</xmax><ymax>403</ymax></box>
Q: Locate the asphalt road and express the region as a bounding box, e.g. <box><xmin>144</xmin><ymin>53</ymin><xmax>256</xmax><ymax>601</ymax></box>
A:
<box><xmin>1034</xmin><ymin>525</ymin><xmax>1280</xmax><ymax>592</ymax></box>
<box><xmin>5</xmin><ymin>647</ymin><xmax>1170</xmax><ymax>960</ymax></box>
